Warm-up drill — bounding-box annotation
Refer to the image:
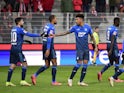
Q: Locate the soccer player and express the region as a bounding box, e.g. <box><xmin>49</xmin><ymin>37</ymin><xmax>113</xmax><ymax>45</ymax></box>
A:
<box><xmin>92</xmin><ymin>26</ymin><xmax>100</xmax><ymax>65</ymax></box>
<box><xmin>97</xmin><ymin>17</ymin><xmax>123</xmax><ymax>82</ymax></box>
<box><xmin>108</xmin><ymin>40</ymin><xmax>124</xmax><ymax>87</ymax></box>
<box><xmin>31</xmin><ymin>15</ymin><xmax>62</xmax><ymax>86</ymax></box>
<box><xmin>6</xmin><ymin>17</ymin><xmax>43</xmax><ymax>86</ymax></box>
<box><xmin>53</xmin><ymin>14</ymin><xmax>97</xmax><ymax>86</ymax></box>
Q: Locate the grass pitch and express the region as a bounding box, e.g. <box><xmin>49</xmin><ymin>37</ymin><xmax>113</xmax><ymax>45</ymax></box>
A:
<box><xmin>0</xmin><ymin>66</ymin><xmax>124</xmax><ymax>93</ymax></box>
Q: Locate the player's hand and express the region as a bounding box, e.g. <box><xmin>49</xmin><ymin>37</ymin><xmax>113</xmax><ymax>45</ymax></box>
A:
<box><xmin>108</xmin><ymin>50</ymin><xmax>112</xmax><ymax>57</ymax></box>
<box><xmin>45</xmin><ymin>50</ymin><xmax>50</xmax><ymax>58</ymax></box>
<box><xmin>49</xmin><ymin>34</ymin><xmax>55</xmax><ymax>38</ymax></box>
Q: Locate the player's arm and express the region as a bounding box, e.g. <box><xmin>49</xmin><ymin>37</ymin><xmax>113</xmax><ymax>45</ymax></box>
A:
<box><xmin>55</xmin><ymin>31</ymin><xmax>71</xmax><ymax>37</ymax></box>
<box><xmin>122</xmin><ymin>40</ymin><xmax>124</xmax><ymax>65</ymax></box>
<box><xmin>21</xmin><ymin>29</ymin><xmax>43</xmax><ymax>37</ymax></box>
<box><xmin>90</xmin><ymin>34</ymin><xmax>98</xmax><ymax>52</ymax></box>
<box><xmin>108</xmin><ymin>33</ymin><xmax>116</xmax><ymax>56</ymax></box>
<box><xmin>54</xmin><ymin>26</ymin><xmax>76</xmax><ymax>37</ymax></box>
<box><xmin>23</xmin><ymin>40</ymin><xmax>32</xmax><ymax>44</ymax></box>
<box><xmin>89</xmin><ymin>26</ymin><xmax>98</xmax><ymax>52</ymax></box>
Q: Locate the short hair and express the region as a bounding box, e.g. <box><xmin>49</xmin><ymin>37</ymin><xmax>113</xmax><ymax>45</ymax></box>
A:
<box><xmin>114</xmin><ymin>17</ymin><xmax>120</xmax><ymax>23</ymax></box>
<box><xmin>49</xmin><ymin>15</ymin><xmax>56</xmax><ymax>22</ymax></box>
<box><xmin>76</xmin><ymin>14</ymin><xmax>84</xmax><ymax>19</ymax></box>
<box><xmin>95</xmin><ymin>26</ymin><xmax>99</xmax><ymax>29</ymax></box>
<box><xmin>15</xmin><ymin>17</ymin><xmax>23</xmax><ymax>25</ymax></box>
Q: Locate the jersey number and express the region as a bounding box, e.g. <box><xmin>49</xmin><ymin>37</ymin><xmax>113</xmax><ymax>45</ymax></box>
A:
<box><xmin>11</xmin><ymin>31</ymin><xmax>17</xmax><ymax>43</ymax></box>
<box><xmin>106</xmin><ymin>31</ymin><xmax>110</xmax><ymax>40</ymax></box>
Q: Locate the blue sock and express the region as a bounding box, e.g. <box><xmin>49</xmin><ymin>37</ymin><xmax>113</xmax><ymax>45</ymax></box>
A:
<box><xmin>113</xmin><ymin>68</ymin><xmax>124</xmax><ymax>79</ymax></box>
<box><xmin>101</xmin><ymin>63</ymin><xmax>111</xmax><ymax>74</ymax></box>
<box><xmin>80</xmin><ymin>64</ymin><xmax>88</xmax><ymax>82</ymax></box>
<box><xmin>69</xmin><ymin>63</ymin><xmax>82</xmax><ymax>79</ymax></box>
<box><xmin>52</xmin><ymin>66</ymin><xmax>57</xmax><ymax>83</ymax></box>
<box><xmin>114</xmin><ymin>64</ymin><xmax>119</xmax><ymax>73</ymax></box>
<box><xmin>34</xmin><ymin>66</ymin><xmax>48</xmax><ymax>77</ymax></box>
<box><xmin>7</xmin><ymin>68</ymin><xmax>13</xmax><ymax>82</ymax></box>
<box><xmin>22</xmin><ymin>66</ymin><xmax>27</xmax><ymax>80</ymax></box>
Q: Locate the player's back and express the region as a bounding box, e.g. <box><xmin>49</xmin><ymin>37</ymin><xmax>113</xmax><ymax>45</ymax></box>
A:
<box><xmin>106</xmin><ymin>25</ymin><xmax>118</xmax><ymax>48</ymax></box>
<box><xmin>43</xmin><ymin>23</ymin><xmax>55</xmax><ymax>49</ymax></box>
<box><xmin>11</xmin><ymin>26</ymin><xmax>24</xmax><ymax>51</ymax></box>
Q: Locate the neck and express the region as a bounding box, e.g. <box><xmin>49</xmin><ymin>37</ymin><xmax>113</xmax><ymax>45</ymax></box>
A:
<box><xmin>80</xmin><ymin>22</ymin><xmax>84</xmax><ymax>26</ymax></box>
<box><xmin>17</xmin><ymin>25</ymin><xmax>21</xmax><ymax>27</ymax></box>
<box><xmin>50</xmin><ymin>22</ymin><xmax>54</xmax><ymax>25</ymax></box>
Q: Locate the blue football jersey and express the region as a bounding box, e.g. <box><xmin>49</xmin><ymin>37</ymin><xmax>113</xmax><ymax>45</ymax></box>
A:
<box><xmin>69</xmin><ymin>24</ymin><xmax>93</xmax><ymax>50</ymax></box>
<box><xmin>43</xmin><ymin>23</ymin><xmax>55</xmax><ymax>49</ymax></box>
<box><xmin>122</xmin><ymin>40</ymin><xmax>124</xmax><ymax>52</ymax></box>
<box><xmin>106</xmin><ymin>25</ymin><xmax>118</xmax><ymax>46</ymax></box>
<box><xmin>11</xmin><ymin>26</ymin><xmax>40</xmax><ymax>50</ymax></box>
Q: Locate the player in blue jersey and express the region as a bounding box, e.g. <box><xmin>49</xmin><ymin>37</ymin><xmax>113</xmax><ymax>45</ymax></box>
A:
<box><xmin>108</xmin><ymin>40</ymin><xmax>124</xmax><ymax>86</ymax></box>
<box><xmin>97</xmin><ymin>17</ymin><xmax>124</xmax><ymax>82</ymax></box>
<box><xmin>52</xmin><ymin>14</ymin><xmax>97</xmax><ymax>86</ymax></box>
<box><xmin>31</xmin><ymin>15</ymin><xmax>62</xmax><ymax>86</ymax></box>
<box><xmin>6</xmin><ymin>17</ymin><xmax>43</xmax><ymax>86</ymax></box>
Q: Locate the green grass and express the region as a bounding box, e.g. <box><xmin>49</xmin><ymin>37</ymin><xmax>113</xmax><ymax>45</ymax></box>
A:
<box><xmin>0</xmin><ymin>66</ymin><xmax>124</xmax><ymax>93</ymax></box>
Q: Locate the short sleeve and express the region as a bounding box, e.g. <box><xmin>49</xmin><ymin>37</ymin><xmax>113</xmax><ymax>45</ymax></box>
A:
<box><xmin>69</xmin><ymin>26</ymin><xmax>75</xmax><ymax>33</ymax></box>
<box><xmin>20</xmin><ymin>28</ymin><xmax>28</xmax><ymax>35</ymax></box>
<box><xmin>88</xmin><ymin>26</ymin><xmax>93</xmax><ymax>35</ymax></box>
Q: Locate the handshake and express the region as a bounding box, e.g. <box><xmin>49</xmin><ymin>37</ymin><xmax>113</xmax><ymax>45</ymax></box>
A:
<box><xmin>40</xmin><ymin>32</ymin><xmax>55</xmax><ymax>38</ymax></box>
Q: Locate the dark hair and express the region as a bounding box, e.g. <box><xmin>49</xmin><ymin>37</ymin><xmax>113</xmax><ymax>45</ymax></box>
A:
<box><xmin>95</xmin><ymin>26</ymin><xmax>99</xmax><ymax>29</ymax></box>
<box><xmin>49</xmin><ymin>15</ymin><xmax>56</xmax><ymax>22</ymax></box>
<box><xmin>15</xmin><ymin>17</ymin><xmax>23</xmax><ymax>25</ymax></box>
<box><xmin>114</xmin><ymin>17</ymin><xmax>120</xmax><ymax>24</ymax></box>
<box><xmin>76</xmin><ymin>14</ymin><xmax>84</xmax><ymax>19</ymax></box>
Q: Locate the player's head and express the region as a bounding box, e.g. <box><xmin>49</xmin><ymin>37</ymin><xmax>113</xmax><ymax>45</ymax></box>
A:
<box><xmin>75</xmin><ymin>14</ymin><xmax>84</xmax><ymax>26</ymax></box>
<box><xmin>94</xmin><ymin>26</ymin><xmax>99</xmax><ymax>33</ymax></box>
<box><xmin>15</xmin><ymin>17</ymin><xmax>24</xmax><ymax>26</ymax></box>
<box><xmin>49</xmin><ymin>15</ymin><xmax>57</xmax><ymax>24</ymax></box>
<box><xmin>114</xmin><ymin>17</ymin><xmax>120</xmax><ymax>27</ymax></box>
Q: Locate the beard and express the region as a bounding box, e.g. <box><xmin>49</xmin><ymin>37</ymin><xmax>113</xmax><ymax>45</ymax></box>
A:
<box><xmin>54</xmin><ymin>22</ymin><xmax>57</xmax><ymax>25</ymax></box>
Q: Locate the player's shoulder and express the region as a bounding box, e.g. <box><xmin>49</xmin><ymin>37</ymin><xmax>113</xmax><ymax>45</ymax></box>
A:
<box><xmin>84</xmin><ymin>24</ymin><xmax>92</xmax><ymax>30</ymax></box>
<box><xmin>45</xmin><ymin>23</ymin><xmax>54</xmax><ymax>29</ymax></box>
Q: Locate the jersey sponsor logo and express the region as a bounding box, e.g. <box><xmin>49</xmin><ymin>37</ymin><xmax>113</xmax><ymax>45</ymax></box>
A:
<box><xmin>78</xmin><ymin>32</ymin><xmax>86</xmax><ymax>37</ymax></box>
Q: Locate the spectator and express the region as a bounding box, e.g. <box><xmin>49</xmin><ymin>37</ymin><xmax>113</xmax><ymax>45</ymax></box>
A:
<box><xmin>72</xmin><ymin>0</ymin><xmax>83</xmax><ymax>12</ymax></box>
<box><xmin>95</xmin><ymin>0</ymin><xmax>106</xmax><ymax>12</ymax></box>
<box><xmin>32</xmin><ymin>0</ymin><xmax>43</xmax><ymax>12</ymax></box>
<box><xmin>0</xmin><ymin>0</ymin><xmax>6</xmax><ymax>10</ymax></box>
<box><xmin>15</xmin><ymin>0</ymin><xmax>31</xmax><ymax>15</ymax></box>
<box><xmin>4</xmin><ymin>0</ymin><xmax>16</xmax><ymax>10</ymax></box>
<box><xmin>41</xmin><ymin>0</ymin><xmax>54</xmax><ymax>20</ymax></box>
<box><xmin>119</xmin><ymin>0</ymin><xmax>124</xmax><ymax>11</ymax></box>
<box><xmin>82</xmin><ymin>0</ymin><xmax>92</xmax><ymax>12</ymax></box>
<box><xmin>109</xmin><ymin>0</ymin><xmax>116</xmax><ymax>13</ymax></box>
<box><xmin>88</xmin><ymin>6</ymin><xmax>103</xmax><ymax>28</ymax></box>
<box><xmin>61</xmin><ymin>0</ymin><xmax>74</xmax><ymax>29</ymax></box>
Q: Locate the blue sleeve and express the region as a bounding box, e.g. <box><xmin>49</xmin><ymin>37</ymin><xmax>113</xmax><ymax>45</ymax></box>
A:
<box><xmin>25</xmin><ymin>32</ymin><xmax>40</xmax><ymax>37</ymax></box>
<box><xmin>20</xmin><ymin>29</ymin><xmax>40</xmax><ymax>37</ymax></box>
<box><xmin>122</xmin><ymin>40</ymin><xmax>124</xmax><ymax>52</ymax></box>
<box><xmin>47</xmin><ymin>37</ymin><xmax>52</xmax><ymax>50</ymax></box>
<box><xmin>69</xmin><ymin>26</ymin><xmax>75</xmax><ymax>33</ymax></box>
